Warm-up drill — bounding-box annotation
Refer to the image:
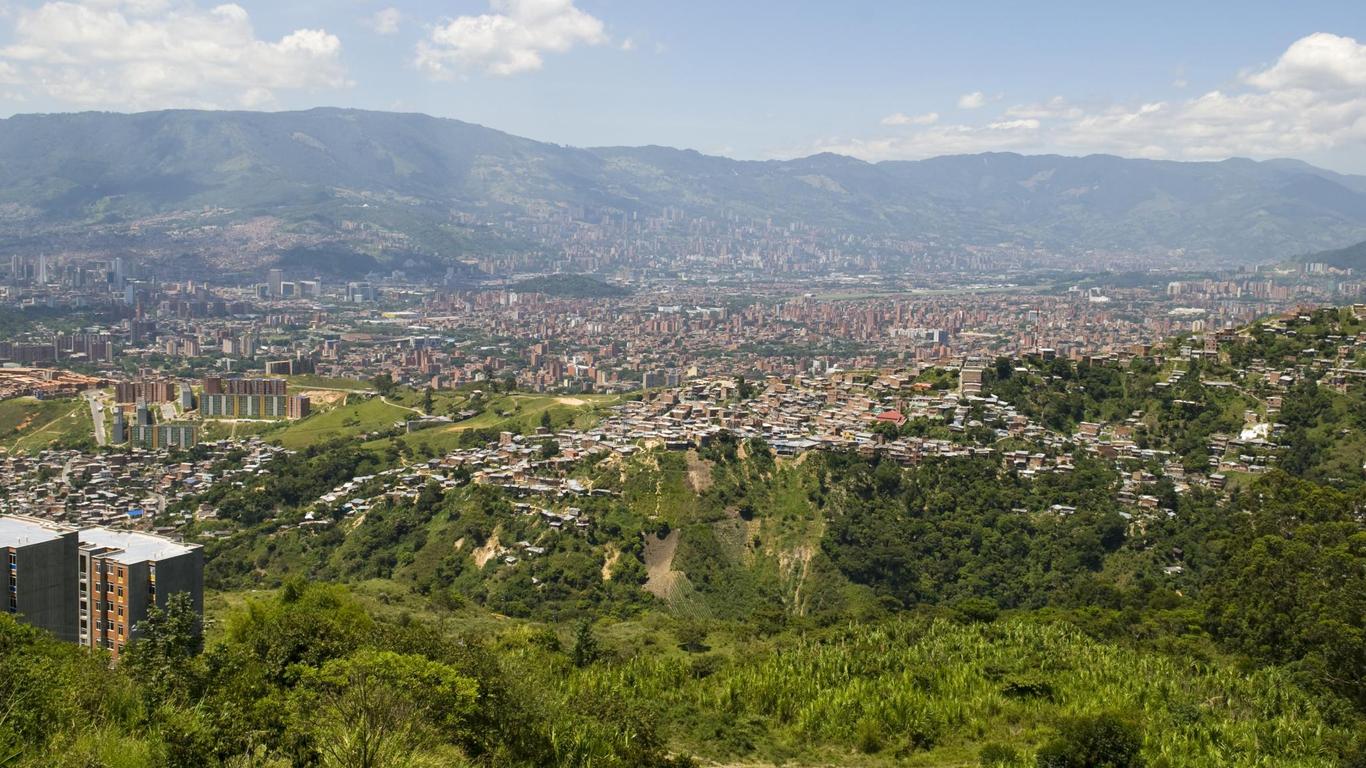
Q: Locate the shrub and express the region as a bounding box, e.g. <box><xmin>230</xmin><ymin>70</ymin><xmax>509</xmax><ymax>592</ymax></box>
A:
<box><xmin>981</xmin><ymin>742</ymin><xmax>1021</xmax><ymax>766</ymax></box>
<box><xmin>1036</xmin><ymin>713</ymin><xmax>1143</xmax><ymax>768</ymax></box>
<box><xmin>855</xmin><ymin>718</ymin><xmax>884</xmax><ymax>754</ymax></box>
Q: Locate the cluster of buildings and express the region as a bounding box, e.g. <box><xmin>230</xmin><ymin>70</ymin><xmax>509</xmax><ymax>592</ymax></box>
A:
<box><xmin>0</xmin><ymin>367</ymin><xmax>103</xmax><ymax>399</ymax></box>
<box><xmin>2</xmin><ymin>515</ymin><xmax>202</xmax><ymax>659</ymax></box>
<box><xmin>0</xmin><ymin>439</ymin><xmax>288</xmax><ymax>527</ymax></box>
<box><xmin>104</xmin><ymin>375</ymin><xmax>312</xmax><ymax>450</ymax></box>
<box><xmin>200</xmin><ymin>376</ymin><xmax>310</xmax><ymax>420</ymax></box>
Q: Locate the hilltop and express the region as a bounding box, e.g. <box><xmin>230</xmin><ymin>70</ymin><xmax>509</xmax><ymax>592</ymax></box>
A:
<box><xmin>1301</xmin><ymin>238</ymin><xmax>1366</xmax><ymax>272</ymax></box>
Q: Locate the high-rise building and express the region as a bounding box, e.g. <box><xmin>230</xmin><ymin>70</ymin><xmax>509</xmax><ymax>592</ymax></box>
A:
<box><xmin>1</xmin><ymin>516</ymin><xmax>80</xmax><ymax>643</ymax></box>
<box><xmin>111</xmin><ymin>409</ymin><xmax>127</xmax><ymax>445</ymax></box>
<box><xmin>130</xmin><ymin>423</ymin><xmax>198</xmax><ymax>450</ymax></box>
<box><xmin>202</xmin><ymin>376</ymin><xmax>287</xmax><ymax>396</ymax></box>
<box><xmin>115</xmin><ymin>379</ymin><xmax>177</xmax><ymax>404</ymax></box>
<box><xmin>267</xmin><ymin>268</ymin><xmax>284</xmax><ymax>297</ymax></box>
<box><xmin>346</xmin><ymin>282</ymin><xmax>376</xmax><ymax>302</ymax></box>
<box><xmin>78</xmin><ymin>528</ymin><xmax>202</xmax><ymax>659</ymax></box>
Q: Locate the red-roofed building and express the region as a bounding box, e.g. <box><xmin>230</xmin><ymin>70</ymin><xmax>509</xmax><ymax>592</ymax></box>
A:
<box><xmin>875</xmin><ymin>410</ymin><xmax>907</xmax><ymax>427</ymax></box>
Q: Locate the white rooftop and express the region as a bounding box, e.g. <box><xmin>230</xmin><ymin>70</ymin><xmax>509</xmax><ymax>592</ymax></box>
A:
<box><xmin>0</xmin><ymin>515</ymin><xmax>73</xmax><ymax>547</ymax></box>
<box><xmin>78</xmin><ymin>528</ymin><xmax>199</xmax><ymax>564</ymax></box>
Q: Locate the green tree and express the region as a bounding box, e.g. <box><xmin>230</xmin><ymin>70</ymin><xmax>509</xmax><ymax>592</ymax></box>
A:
<box><xmin>571</xmin><ymin>619</ymin><xmax>599</xmax><ymax>668</ymax></box>
<box><xmin>675</xmin><ymin>621</ymin><xmax>709</xmax><ymax>653</ymax></box>
<box><xmin>295</xmin><ymin>650</ymin><xmax>478</xmax><ymax>768</ymax></box>
<box><xmin>1036</xmin><ymin>713</ymin><xmax>1143</xmax><ymax>768</ymax></box>
<box><xmin>124</xmin><ymin>592</ymin><xmax>203</xmax><ymax>708</ymax></box>
<box><xmin>371</xmin><ymin>374</ymin><xmax>397</xmax><ymax>397</ymax></box>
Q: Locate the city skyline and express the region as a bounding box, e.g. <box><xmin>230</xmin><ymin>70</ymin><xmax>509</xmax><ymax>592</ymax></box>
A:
<box><xmin>0</xmin><ymin>1</ymin><xmax>1363</xmax><ymax>171</ymax></box>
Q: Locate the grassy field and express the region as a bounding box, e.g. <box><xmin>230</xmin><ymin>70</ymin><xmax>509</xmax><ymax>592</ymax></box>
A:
<box><xmin>371</xmin><ymin>392</ymin><xmax>626</xmax><ymax>454</ymax></box>
<box><xmin>273</xmin><ymin>395</ymin><xmax>412</xmax><ymax>450</ymax></box>
<box><xmin>0</xmin><ymin>397</ymin><xmax>94</xmax><ymax>453</ymax></box>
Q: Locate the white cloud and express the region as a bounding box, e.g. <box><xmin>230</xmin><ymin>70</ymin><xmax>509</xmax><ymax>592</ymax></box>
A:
<box><xmin>371</xmin><ymin>7</ymin><xmax>402</xmax><ymax>36</ymax></box>
<box><xmin>1246</xmin><ymin>32</ymin><xmax>1366</xmax><ymax>92</ymax></box>
<box><xmin>620</xmin><ymin>36</ymin><xmax>635</xmax><ymax>52</ymax></box>
<box><xmin>880</xmin><ymin>111</ymin><xmax>938</xmax><ymax>127</ymax></box>
<box><xmin>957</xmin><ymin>90</ymin><xmax>986</xmax><ymax>109</ymax></box>
<box><xmin>788</xmin><ymin>32</ymin><xmax>1366</xmax><ymax>164</ymax></box>
<box><xmin>416</xmin><ymin>0</ymin><xmax>607</xmax><ymax>78</ymax></box>
<box><xmin>0</xmin><ymin>0</ymin><xmax>347</xmax><ymax>109</ymax></box>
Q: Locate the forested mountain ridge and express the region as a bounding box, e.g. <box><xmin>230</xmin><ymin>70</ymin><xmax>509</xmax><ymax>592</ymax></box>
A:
<box><xmin>4</xmin><ymin>108</ymin><xmax>1366</xmax><ymax>263</ymax></box>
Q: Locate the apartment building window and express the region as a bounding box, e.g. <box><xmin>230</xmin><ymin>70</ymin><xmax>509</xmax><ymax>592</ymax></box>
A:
<box><xmin>116</xmin><ymin>586</ymin><xmax>123</xmax><ymax>598</ymax></box>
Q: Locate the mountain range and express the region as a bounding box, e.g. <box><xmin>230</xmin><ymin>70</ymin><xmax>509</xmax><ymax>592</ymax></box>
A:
<box><xmin>3</xmin><ymin>107</ymin><xmax>1366</xmax><ymax>267</ymax></box>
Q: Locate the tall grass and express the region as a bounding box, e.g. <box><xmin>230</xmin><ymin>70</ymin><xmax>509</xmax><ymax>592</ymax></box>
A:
<box><xmin>551</xmin><ymin>618</ymin><xmax>1347</xmax><ymax>766</ymax></box>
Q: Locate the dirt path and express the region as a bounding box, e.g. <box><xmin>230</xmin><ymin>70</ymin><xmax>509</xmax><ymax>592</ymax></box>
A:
<box><xmin>381</xmin><ymin>396</ymin><xmax>423</xmax><ymax>416</ymax></box>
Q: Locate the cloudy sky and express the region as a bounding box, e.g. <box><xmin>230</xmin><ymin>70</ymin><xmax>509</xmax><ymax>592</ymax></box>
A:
<box><xmin>1</xmin><ymin>0</ymin><xmax>1365</xmax><ymax>171</ymax></box>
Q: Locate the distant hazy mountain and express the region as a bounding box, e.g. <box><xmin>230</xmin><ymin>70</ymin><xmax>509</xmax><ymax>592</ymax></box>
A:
<box><xmin>3</xmin><ymin>107</ymin><xmax>1366</xmax><ymax>264</ymax></box>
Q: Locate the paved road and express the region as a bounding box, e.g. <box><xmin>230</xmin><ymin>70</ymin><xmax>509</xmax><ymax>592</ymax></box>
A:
<box><xmin>84</xmin><ymin>390</ymin><xmax>107</xmax><ymax>447</ymax></box>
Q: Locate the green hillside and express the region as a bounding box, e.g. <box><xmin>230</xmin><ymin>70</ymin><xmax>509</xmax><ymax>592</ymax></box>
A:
<box><xmin>1301</xmin><ymin>238</ymin><xmax>1366</xmax><ymax>271</ymax></box>
<box><xmin>0</xmin><ymin>397</ymin><xmax>95</xmax><ymax>453</ymax></box>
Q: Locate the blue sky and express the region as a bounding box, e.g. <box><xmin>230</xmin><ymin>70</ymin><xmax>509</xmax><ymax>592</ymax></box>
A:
<box><xmin>2</xmin><ymin>0</ymin><xmax>1366</xmax><ymax>171</ymax></box>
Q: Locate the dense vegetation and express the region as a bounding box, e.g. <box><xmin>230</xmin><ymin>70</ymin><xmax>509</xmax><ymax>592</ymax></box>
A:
<box><xmin>3</xmin><ymin>580</ymin><xmax>1361</xmax><ymax>767</ymax></box>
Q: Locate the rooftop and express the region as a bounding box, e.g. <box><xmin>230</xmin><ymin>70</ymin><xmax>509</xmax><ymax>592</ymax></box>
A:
<box><xmin>0</xmin><ymin>515</ymin><xmax>75</xmax><ymax>547</ymax></box>
<box><xmin>78</xmin><ymin>528</ymin><xmax>200</xmax><ymax>564</ymax></box>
